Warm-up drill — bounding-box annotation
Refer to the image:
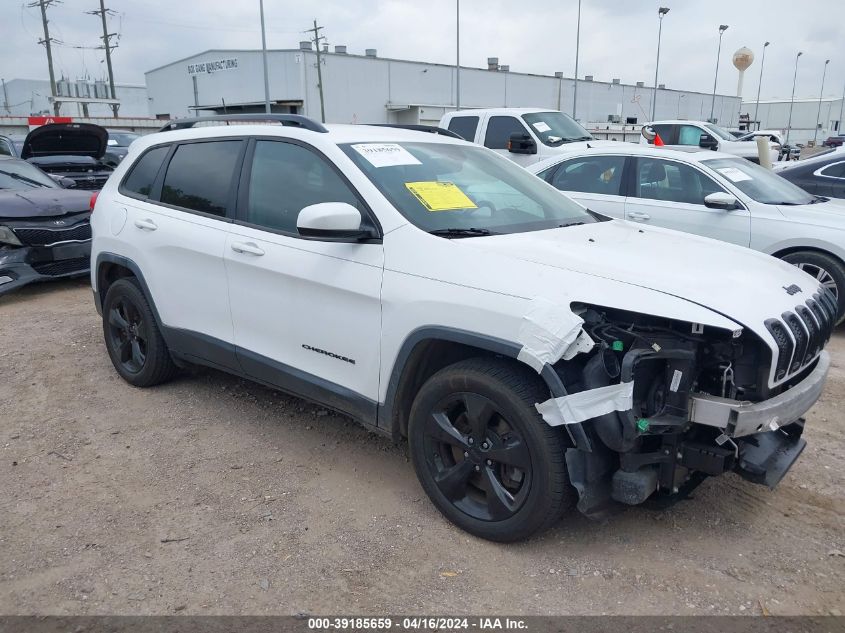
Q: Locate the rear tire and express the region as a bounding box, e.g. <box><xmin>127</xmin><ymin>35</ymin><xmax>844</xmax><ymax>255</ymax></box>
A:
<box><xmin>102</xmin><ymin>278</ymin><xmax>177</xmax><ymax>387</ymax></box>
<box><xmin>781</xmin><ymin>251</ymin><xmax>845</xmax><ymax>325</ymax></box>
<box><xmin>408</xmin><ymin>357</ymin><xmax>575</xmax><ymax>542</ymax></box>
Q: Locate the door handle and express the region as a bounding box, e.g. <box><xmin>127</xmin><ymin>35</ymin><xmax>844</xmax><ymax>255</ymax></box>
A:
<box><xmin>628</xmin><ymin>211</ymin><xmax>651</xmax><ymax>221</ymax></box>
<box><xmin>231</xmin><ymin>241</ymin><xmax>265</xmax><ymax>256</ymax></box>
<box><xmin>134</xmin><ymin>218</ymin><xmax>158</xmax><ymax>231</ymax></box>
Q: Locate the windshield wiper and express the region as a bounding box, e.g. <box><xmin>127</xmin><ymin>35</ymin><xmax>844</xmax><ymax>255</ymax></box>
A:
<box><xmin>809</xmin><ymin>196</ymin><xmax>829</xmax><ymax>204</ymax></box>
<box><xmin>559</xmin><ymin>221</ymin><xmax>586</xmax><ymax>228</ymax></box>
<box><xmin>0</xmin><ymin>170</ymin><xmax>49</xmax><ymax>188</ymax></box>
<box><xmin>428</xmin><ymin>227</ymin><xmax>495</xmax><ymax>238</ymax></box>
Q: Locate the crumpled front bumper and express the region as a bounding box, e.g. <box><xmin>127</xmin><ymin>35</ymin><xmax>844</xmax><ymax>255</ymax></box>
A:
<box><xmin>0</xmin><ymin>241</ymin><xmax>91</xmax><ymax>296</ymax></box>
<box><xmin>687</xmin><ymin>351</ymin><xmax>830</xmax><ymax>438</ymax></box>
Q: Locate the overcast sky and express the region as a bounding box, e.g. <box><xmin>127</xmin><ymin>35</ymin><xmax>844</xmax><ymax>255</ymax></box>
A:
<box><xmin>3</xmin><ymin>0</ymin><xmax>843</xmax><ymax>102</ymax></box>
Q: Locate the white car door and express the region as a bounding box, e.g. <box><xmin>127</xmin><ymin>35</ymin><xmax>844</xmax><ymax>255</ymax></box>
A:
<box><xmin>117</xmin><ymin>139</ymin><xmax>244</xmax><ymax>369</ymax></box>
<box><xmin>624</xmin><ymin>155</ymin><xmax>751</xmax><ymax>247</ymax></box>
<box><xmin>224</xmin><ymin>139</ymin><xmax>384</xmax><ymax>415</ymax></box>
<box><xmin>539</xmin><ymin>154</ymin><xmax>628</xmax><ymax>219</ymax></box>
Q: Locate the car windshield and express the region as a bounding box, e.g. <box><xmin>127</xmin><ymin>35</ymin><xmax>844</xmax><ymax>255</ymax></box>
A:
<box><xmin>108</xmin><ymin>132</ymin><xmax>140</xmax><ymax>146</ymax></box>
<box><xmin>521</xmin><ymin>112</ymin><xmax>594</xmax><ymax>146</ymax></box>
<box><xmin>704</xmin><ymin>124</ymin><xmax>736</xmax><ymax>141</ymax></box>
<box><xmin>0</xmin><ymin>159</ymin><xmax>57</xmax><ymax>190</ymax></box>
<box><xmin>342</xmin><ymin>141</ymin><xmax>596</xmax><ymax>235</ymax></box>
<box><xmin>703</xmin><ymin>157</ymin><xmax>815</xmax><ymax>205</ymax></box>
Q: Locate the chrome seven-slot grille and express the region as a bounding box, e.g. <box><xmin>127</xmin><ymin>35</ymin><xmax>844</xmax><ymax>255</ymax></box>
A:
<box><xmin>765</xmin><ymin>290</ymin><xmax>837</xmax><ymax>381</ymax></box>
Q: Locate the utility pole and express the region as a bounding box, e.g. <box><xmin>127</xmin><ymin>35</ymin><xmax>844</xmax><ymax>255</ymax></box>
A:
<box><xmin>455</xmin><ymin>0</ymin><xmax>460</xmax><ymax>110</ymax></box>
<box><xmin>29</xmin><ymin>0</ymin><xmax>60</xmax><ymax>116</ymax></box>
<box><xmin>88</xmin><ymin>0</ymin><xmax>119</xmax><ymax>117</ymax></box>
<box><xmin>259</xmin><ymin>0</ymin><xmax>271</xmax><ymax>113</ymax></box>
<box><xmin>305</xmin><ymin>20</ymin><xmax>326</xmax><ymax>123</ymax></box>
<box><xmin>572</xmin><ymin>0</ymin><xmax>581</xmax><ymax>119</ymax></box>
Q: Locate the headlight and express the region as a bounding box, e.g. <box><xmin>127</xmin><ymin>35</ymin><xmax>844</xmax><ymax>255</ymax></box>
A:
<box><xmin>0</xmin><ymin>226</ymin><xmax>22</xmax><ymax>246</ymax></box>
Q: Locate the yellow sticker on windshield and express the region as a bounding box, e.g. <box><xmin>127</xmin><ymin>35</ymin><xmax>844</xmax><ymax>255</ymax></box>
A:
<box><xmin>405</xmin><ymin>181</ymin><xmax>477</xmax><ymax>212</ymax></box>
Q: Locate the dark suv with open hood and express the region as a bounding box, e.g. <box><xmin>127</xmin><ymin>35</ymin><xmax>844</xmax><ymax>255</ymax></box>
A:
<box><xmin>0</xmin><ymin>156</ymin><xmax>94</xmax><ymax>295</ymax></box>
<box><xmin>22</xmin><ymin>123</ymin><xmax>114</xmax><ymax>190</ymax></box>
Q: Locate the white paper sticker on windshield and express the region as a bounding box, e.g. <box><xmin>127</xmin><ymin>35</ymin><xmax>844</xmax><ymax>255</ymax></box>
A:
<box><xmin>532</xmin><ymin>121</ymin><xmax>552</xmax><ymax>133</ymax></box>
<box><xmin>716</xmin><ymin>167</ymin><xmax>752</xmax><ymax>182</ymax></box>
<box><xmin>351</xmin><ymin>143</ymin><xmax>421</xmax><ymax>168</ymax></box>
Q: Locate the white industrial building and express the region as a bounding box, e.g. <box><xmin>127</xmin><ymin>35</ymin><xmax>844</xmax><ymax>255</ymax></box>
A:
<box><xmin>145</xmin><ymin>46</ymin><xmax>742</xmax><ymax>129</ymax></box>
<box><xmin>1</xmin><ymin>78</ymin><xmax>150</xmax><ymax>118</ymax></box>
<box><xmin>740</xmin><ymin>96</ymin><xmax>845</xmax><ymax>145</ymax></box>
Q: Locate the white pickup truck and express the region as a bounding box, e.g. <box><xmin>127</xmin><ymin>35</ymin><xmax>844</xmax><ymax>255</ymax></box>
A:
<box><xmin>439</xmin><ymin>108</ymin><xmax>616</xmax><ymax>167</ymax></box>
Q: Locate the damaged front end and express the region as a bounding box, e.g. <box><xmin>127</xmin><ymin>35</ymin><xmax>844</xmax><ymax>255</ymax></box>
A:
<box><xmin>535</xmin><ymin>302</ymin><xmax>833</xmax><ymax>518</ymax></box>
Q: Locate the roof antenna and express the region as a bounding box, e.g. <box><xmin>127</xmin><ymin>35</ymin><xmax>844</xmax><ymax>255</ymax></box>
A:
<box><xmin>586</xmin><ymin>143</ymin><xmax>592</xmax><ymax>148</ymax></box>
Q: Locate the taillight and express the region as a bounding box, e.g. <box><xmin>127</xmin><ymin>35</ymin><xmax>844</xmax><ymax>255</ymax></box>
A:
<box><xmin>89</xmin><ymin>191</ymin><xmax>99</xmax><ymax>212</ymax></box>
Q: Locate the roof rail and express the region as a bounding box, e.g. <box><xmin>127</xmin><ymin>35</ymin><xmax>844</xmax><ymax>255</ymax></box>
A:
<box><xmin>366</xmin><ymin>123</ymin><xmax>464</xmax><ymax>140</ymax></box>
<box><xmin>158</xmin><ymin>114</ymin><xmax>328</xmax><ymax>133</ymax></box>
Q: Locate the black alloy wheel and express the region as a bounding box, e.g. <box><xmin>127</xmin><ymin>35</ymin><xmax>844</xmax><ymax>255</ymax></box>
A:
<box><xmin>423</xmin><ymin>392</ymin><xmax>531</xmax><ymax>521</ymax></box>
<box><xmin>107</xmin><ymin>296</ymin><xmax>147</xmax><ymax>374</ymax></box>
<box><xmin>408</xmin><ymin>357</ymin><xmax>575</xmax><ymax>541</ymax></box>
<box><xmin>102</xmin><ymin>278</ymin><xmax>177</xmax><ymax>387</ymax></box>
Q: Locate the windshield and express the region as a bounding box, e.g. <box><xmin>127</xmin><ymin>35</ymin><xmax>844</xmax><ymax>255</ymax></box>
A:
<box><xmin>108</xmin><ymin>132</ymin><xmax>140</xmax><ymax>146</ymax></box>
<box><xmin>521</xmin><ymin>112</ymin><xmax>593</xmax><ymax>146</ymax></box>
<box><xmin>342</xmin><ymin>141</ymin><xmax>596</xmax><ymax>235</ymax></box>
<box><xmin>0</xmin><ymin>159</ymin><xmax>58</xmax><ymax>190</ymax></box>
<box><xmin>704</xmin><ymin>124</ymin><xmax>735</xmax><ymax>141</ymax></box>
<box><xmin>703</xmin><ymin>157</ymin><xmax>815</xmax><ymax>205</ymax></box>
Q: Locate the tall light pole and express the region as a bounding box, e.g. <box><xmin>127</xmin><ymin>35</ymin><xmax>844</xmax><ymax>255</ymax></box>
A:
<box><xmin>839</xmin><ymin>76</ymin><xmax>845</xmax><ymax>134</ymax></box>
<box><xmin>456</xmin><ymin>0</ymin><xmax>461</xmax><ymax>110</ymax></box>
<box><xmin>259</xmin><ymin>0</ymin><xmax>270</xmax><ymax>113</ymax></box>
<box><xmin>709</xmin><ymin>24</ymin><xmax>729</xmax><ymax>122</ymax></box>
<box><xmin>572</xmin><ymin>0</ymin><xmax>581</xmax><ymax>119</ymax></box>
<box><xmin>786</xmin><ymin>51</ymin><xmax>802</xmax><ymax>145</ymax></box>
<box><xmin>651</xmin><ymin>7</ymin><xmax>670</xmax><ymax>121</ymax></box>
<box><xmin>814</xmin><ymin>59</ymin><xmax>830</xmax><ymax>144</ymax></box>
<box><xmin>752</xmin><ymin>41</ymin><xmax>769</xmax><ymax>130</ymax></box>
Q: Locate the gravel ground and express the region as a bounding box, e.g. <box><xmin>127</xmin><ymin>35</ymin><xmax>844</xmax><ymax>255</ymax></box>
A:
<box><xmin>1</xmin><ymin>278</ymin><xmax>843</xmax><ymax>616</ymax></box>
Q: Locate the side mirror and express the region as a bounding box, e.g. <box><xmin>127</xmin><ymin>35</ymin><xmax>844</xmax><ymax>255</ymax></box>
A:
<box><xmin>704</xmin><ymin>192</ymin><xmax>740</xmax><ymax>210</ymax></box>
<box><xmin>508</xmin><ymin>133</ymin><xmax>537</xmax><ymax>155</ymax></box>
<box><xmin>641</xmin><ymin>125</ymin><xmax>657</xmax><ymax>142</ymax></box>
<box><xmin>296</xmin><ymin>202</ymin><xmax>375</xmax><ymax>240</ymax></box>
<box><xmin>699</xmin><ymin>133</ymin><xmax>719</xmax><ymax>150</ymax></box>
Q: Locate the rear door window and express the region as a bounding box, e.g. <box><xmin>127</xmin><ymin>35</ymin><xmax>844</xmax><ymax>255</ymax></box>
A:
<box><xmin>678</xmin><ymin>125</ymin><xmax>705</xmax><ymax>146</ymax></box>
<box><xmin>484</xmin><ymin>116</ymin><xmax>528</xmax><ymax>150</ymax></box>
<box><xmin>121</xmin><ymin>145</ymin><xmax>169</xmax><ymax>199</ymax></box>
<box><xmin>447</xmin><ymin>116</ymin><xmax>480</xmax><ymax>141</ymax></box>
<box><xmin>550</xmin><ymin>155</ymin><xmax>627</xmax><ymax>195</ymax></box>
<box><xmin>160</xmin><ymin>140</ymin><xmax>243</xmax><ymax>217</ymax></box>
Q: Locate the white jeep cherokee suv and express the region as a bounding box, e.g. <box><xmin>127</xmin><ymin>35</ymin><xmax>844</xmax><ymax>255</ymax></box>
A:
<box><xmin>90</xmin><ymin>114</ymin><xmax>834</xmax><ymax>541</ymax></box>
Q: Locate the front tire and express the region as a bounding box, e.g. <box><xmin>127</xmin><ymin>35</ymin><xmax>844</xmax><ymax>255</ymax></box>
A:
<box><xmin>781</xmin><ymin>251</ymin><xmax>845</xmax><ymax>325</ymax></box>
<box><xmin>408</xmin><ymin>357</ymin><xmax>575</xmax><ymax>542</ymax></box>
<box><xmin>102</xmin><ymin>278</ymin><xmax>177</xmax><ymax>387</ymax></box>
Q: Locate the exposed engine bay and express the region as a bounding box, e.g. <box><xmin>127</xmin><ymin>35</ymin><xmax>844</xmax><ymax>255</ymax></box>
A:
<box><xmin>553</xmin><ymin>303</ymin><xmax>826</xmax><ymax>518</ymax></box>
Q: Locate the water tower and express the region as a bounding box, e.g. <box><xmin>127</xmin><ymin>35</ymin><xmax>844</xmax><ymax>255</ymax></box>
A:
<box><xmin>733</xmin><ymin>47</ymin><xmax>755</xmax><ymax>97</ymax></box>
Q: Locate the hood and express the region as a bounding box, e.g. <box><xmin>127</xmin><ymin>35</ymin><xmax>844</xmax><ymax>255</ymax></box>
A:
<box><xmin>777</xmin><ymin>198</ymin><xmax>845</xmax><ymax>226</ymax></box>
<box><xmin>0</xmin><ymin>188</ymin><xmax>92</xmax><ymax>219</ymax></box>
<box><xmin>22</xmin><ymin>123</ymin><xmax>108</xmax><ymax>160</ymax></box>
<box><xmin>465</xmin><ymin>220</ymin><xmax>823</xmax><ymax>332</ymax></box>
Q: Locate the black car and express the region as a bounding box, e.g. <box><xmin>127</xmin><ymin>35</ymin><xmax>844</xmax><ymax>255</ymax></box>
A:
<box><xmin>0</xmin><ymin>156</ymin><xmax>93</xmax><ymax>295</ymax></box>
<box><xmin>777</xmin><ymin>148</ymin><xmax>845</xmax><ymax>199</ymax></box>
<box><xmin>21</xmin><ymin>123</ymin><xmax>114</xmax><ymax>190</ymax></box>
<box><xmin>103</xmin><ymin>129</ymin><xmax>141</xmax><ymax>167</ymax></box>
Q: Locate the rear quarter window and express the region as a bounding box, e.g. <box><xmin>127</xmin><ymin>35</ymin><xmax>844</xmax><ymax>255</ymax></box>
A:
<box><xmin>120</xmin><ymin>145</ymin><xmax>170</xmax><ymax>199</ymax></box>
